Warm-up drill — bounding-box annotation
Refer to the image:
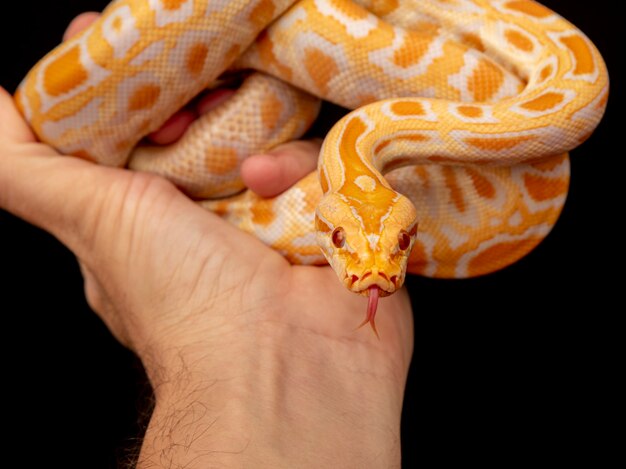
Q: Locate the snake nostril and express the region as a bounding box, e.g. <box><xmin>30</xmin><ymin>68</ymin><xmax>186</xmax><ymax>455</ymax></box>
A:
<box><xmin>390</xmin><ymin>275</ymin><xmax>398</xmax><ymax>286</ymax></box>
<box><xmin>351</xmin><ymin>274</ymin><xmax>359</xmax><ymax>285</ymax></box>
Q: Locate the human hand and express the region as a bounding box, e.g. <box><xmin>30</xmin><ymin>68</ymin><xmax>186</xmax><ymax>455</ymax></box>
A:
<box><xmin>0</xmin><ymin>11</ymin><xmax>414</xmax><ymax>467</ymax></box>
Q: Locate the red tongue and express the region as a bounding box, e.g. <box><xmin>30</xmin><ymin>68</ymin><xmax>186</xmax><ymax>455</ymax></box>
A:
<box><xmin>357</xmin><ymin>286</ymin><xmax>380</xmax><ymax>338</ymax></box>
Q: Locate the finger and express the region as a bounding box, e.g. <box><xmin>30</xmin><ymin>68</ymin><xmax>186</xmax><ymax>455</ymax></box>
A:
<box><xmin>63</xmin><ymin>12</ymin><xmax>101</xmax><ymax>41</ymax></box>
<box><xmin>147</xmin><ymin>88</ymin><xmax>235</xmax><ymax>144</ymax></box>
<box><xmin>241</xmin><ymin>139</ymin><xmax>321</xmax><ymax>198</ymax></box>
<box><xmin>145</xmin><ymin>78</ymin><xmax>235</xmax><ymax>146</ymax></box>
<box><xmin>147</xmin><ymin>109</ymin><xmax>197</xmax><ymax>145</ymax></box>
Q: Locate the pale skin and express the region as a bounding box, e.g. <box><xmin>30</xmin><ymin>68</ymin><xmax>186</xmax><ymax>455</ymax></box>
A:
<box><xmin>0</xmin><ymin>13</ymin><xmax>414</xmax><ymax>467</ymax></box>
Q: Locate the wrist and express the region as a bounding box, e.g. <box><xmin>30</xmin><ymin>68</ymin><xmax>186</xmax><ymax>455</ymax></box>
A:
<box><xmin>135</xmin><ymin>300</ymin><xmax>411</xmax><ymax>467</ymax></box>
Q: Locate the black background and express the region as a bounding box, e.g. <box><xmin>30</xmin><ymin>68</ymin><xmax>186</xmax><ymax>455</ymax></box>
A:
<box><xmin>0</xmin><ymin>1</ymin><xmax>621</xmax><ymax>467</ymax></box>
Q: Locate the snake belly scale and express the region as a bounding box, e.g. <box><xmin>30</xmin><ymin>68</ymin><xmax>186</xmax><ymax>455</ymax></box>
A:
<box><xmin>15</xmin><ymin>0</ymin><xmax>608</xmax><ymax>330</ymax></box>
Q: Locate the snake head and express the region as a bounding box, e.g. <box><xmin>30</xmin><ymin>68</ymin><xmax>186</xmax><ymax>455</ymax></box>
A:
<box><xmin>315</xmin><ymin>191</ymin><xmax>418</xmax><ymax>298</ymax></box>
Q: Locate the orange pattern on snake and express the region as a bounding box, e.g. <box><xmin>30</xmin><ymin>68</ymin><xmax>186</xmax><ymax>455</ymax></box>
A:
<box><xmin>15</xmin><ymin>0</ymin><xmax>608</xmax><ymax>331</ymax></box>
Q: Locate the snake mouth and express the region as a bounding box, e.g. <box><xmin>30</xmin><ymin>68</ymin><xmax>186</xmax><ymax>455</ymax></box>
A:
<box><xmin>346</xmin><ymin>272</ymin><xmax>398</xmax><ymax>296</ymax></box>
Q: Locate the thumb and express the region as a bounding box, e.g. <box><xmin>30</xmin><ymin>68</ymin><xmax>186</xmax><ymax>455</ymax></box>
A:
<box><xmin>0</xmin><ymin>85</ymin><xmax>129</xmax><ymax>255</ymax></box>
<box><xmin>0</xmin><ymin>86</ymin><xmax>280</xmax><ymax>270</ymax></box>
<box><xmin>0</xmin><ymin>86</ymin><xmax>37</xmax><ymax>144</ymax></box>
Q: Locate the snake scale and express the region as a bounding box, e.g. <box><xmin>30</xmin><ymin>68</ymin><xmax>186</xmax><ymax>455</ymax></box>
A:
<box><xmin>15</xmin><ymin>0</ymin><xmax>608</xmax><ymax>331</ymax></box>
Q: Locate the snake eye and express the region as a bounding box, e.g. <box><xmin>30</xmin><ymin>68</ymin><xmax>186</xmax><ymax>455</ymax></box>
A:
<box><xmin>332</xmin><ymin>227</ymin><xmax>346</xmax><ymax>248</ymax></box>
<box><xmin>398</xmin><ymin>230</ymin><xmax>411</xmax><ymax>251</ymax></box>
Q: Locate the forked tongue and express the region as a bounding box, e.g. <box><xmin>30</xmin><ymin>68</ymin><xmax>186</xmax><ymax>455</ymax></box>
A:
<box><xmin>357</xmin><ymin>285</ymin><xmax>380</xmax><ymax>338</ymax></box>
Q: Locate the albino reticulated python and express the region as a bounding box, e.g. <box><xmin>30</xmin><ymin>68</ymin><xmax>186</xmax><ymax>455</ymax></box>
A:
<box><xmin>15</xmin><ymin>0</ymin><xmax>608</xmax><ymax>332</ymax></box>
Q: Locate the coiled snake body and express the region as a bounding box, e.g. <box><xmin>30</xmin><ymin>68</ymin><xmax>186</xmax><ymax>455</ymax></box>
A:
<box><xmin>15</xmin><ymin>0</ymin><xmax>608</xmax><ymax>331</ymax></box>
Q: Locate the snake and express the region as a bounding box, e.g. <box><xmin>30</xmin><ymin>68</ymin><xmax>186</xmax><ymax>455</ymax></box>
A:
<box><xmin>14</xmin><ymin>0</ymin><xmax>608</xmax><ymax>333</ymax></box>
